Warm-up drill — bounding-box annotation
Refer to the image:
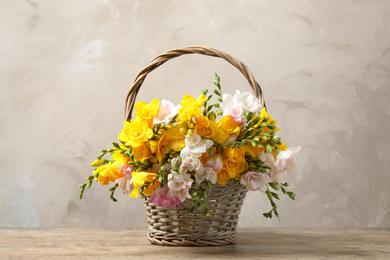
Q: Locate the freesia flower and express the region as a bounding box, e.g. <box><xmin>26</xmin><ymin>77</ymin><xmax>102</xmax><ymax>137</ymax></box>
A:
<box><xmin>182</xmin><ymin>155</ymin><xmax>203</xmax><ymax>173</ymax></box>
<box><xmin>153</xmin><ymin>99</ymin><xmax>180</xmax><ymax>125</ymax></box>
<box><xmin>240</xmin><ymin>171</ymin><xmax>271</xmax><ymax>192</ymax></box>
<box><xmin>150</xmin><ymin>185</ymin><xmax>180</xmax><ymax>208</ymax></box>
<box><xmin>235</xmin><ymin>90</ymin><xmax>262</xmax><ymax>114</ymax></box>
<box><xmin>134</xmin><ymin>99</ymin><xmax>160</xmax><ymax>126</ymax></box>
<box><xmin>178</xmin><ymin>94</ymin><xmax>206</xmax><ymax>122</ymax></box>
<box><xmin>130</xmin><ymin>171</ymin><xmax>159</xmax><ymax>197</ymax></box>
<box><xmin>258</xmin><ymin>151</ymin><xmax>275</xmax><ymax>170</ymax></box>
<box><xmin>115</xmin><ymin>164</ymin><xmax>134</xmax><ymax>194</ymax></box>
<box><xmin>195</xmin><ymin>166</ymin><xmax>217</xmax><ymax>184</ymax></box>
<box><xmin>118</xmin><ymin>119</ymin><xmax>153</xmax><ymax>148</ymax></box>
<box><xmin>220</xmin><ymin>93</ymin><xmax>243</xmax><ymax>122</ymax></box>
<box><xmin>274</xmin><ymin>146</ymin><xmax>301</xmax><ymax>171</ymax></box>
<box><xmin>206</xmin><ymin>154</ymin><xmax>223</xmax><ymax>171</ymax></box>
<box><xmin>167</xmin><ymin>171</ymin><xmax>193</xmax><ymax>202</ymax></box>
<box><xmin>180</xmin><ymin>133</ymin><xmax>213</xmax><ymax>159</ymax></box>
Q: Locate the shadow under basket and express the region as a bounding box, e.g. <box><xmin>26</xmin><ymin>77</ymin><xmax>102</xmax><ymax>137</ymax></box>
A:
<box><xmin>143</xmin><ymin>182</ymin><xmax>248</xmax><ymax>246</ymax></box>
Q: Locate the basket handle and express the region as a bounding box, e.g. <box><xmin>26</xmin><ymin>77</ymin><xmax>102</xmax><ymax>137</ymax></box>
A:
<box><xmin>125</xmin><ymin>46</ymin><xmax>266</xmax><ymax>121</ymax></box>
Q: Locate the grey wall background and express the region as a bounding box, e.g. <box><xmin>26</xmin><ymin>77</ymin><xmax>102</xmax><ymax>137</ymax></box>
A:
<box><xmin>1</xmin><ymin>0</ymin><xmax>389</xmax><ymax>228</ymax></box>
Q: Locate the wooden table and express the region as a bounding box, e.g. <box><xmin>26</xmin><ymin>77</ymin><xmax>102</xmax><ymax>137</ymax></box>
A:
<box><xmin>1</xmin><ymin>228</ymin><xmax>389</xmax><ymax>259</ymax></box>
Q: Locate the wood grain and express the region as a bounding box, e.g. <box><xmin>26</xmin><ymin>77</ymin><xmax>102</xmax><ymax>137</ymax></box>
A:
<box><xmin>0</xmin><ymin>228</ymin><xmax>389</xmax><ymax>259</ymax></box>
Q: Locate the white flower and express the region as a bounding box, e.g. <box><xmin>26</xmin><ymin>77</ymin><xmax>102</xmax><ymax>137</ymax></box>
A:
<box><xmin>258</xmin><ymin>151</ymin><xmax>275</xmax><ymax>171</ymax></box>
<box><xmin>153</xmin><ymin>99</ymin><xmax>180</xmax><ymax>125</ymax></box>
<box><xmin>180</xmin><ymin>133</ymin><xmax>214</xmax><ymax>159</ymax></box>
<box><xmin>182</xmin><ymin>155</ymin><xmax>203</xmax><ymax>172</ymax></box>
<box><xmin>220</xmin><ymin>93</ymin><xmax>243</xmax><ymax>121</ymax></box>
<box><xmin>274</xmin><ymin>146</ymin><xmax>301</xmax><ymax>171</ymax></box>
<box><xmin>167</xmin><ymin>171</ymin><xmax>194</xmax><ymax>202</ymax></box>
<box><xmin>195</xmin><ymin>166</ymin><xmax>217</xmax><ymax>185</ymax></box>
<box><xmin>240</xmin><ymin>171</ymin><xmax>270</xmax><ymax>192</ymax></box>
<box><xmin>167</xmin><ymin>171</ymin><xmax>192</xmax><ymax>191</ymax></box>
<box><xmin>234</xmin><ymin>90</ymin><xmax>262</xmax><ymax>114</ymax></box>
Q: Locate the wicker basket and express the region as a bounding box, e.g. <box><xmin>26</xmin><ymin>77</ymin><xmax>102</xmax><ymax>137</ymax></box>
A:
<box><xmin>124</xmin><ymin>46</ymin><xmax>266</xmax><ymax>246</ymax></box>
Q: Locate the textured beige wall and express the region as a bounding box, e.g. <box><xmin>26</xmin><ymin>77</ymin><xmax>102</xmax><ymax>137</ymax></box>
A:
<box><xmin>1</xmin><ymin>0</ymin><xmax>389</xmax><ymax>228</ymax></box>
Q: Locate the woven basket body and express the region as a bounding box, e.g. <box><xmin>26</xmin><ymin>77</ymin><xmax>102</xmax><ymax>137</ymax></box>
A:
<box><xmin>144</xmin><ymin>182</ymin><xmax>248</xmax><ymax>246</ymax></box>
<box><xmin>125</xmin><ymin>46</ymin><xmax>265</xmax><ymax>246</ymax></box>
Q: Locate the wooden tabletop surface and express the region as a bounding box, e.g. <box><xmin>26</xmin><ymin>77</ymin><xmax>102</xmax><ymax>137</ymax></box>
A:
<box><xmin>1</xmin><ymin>228</ymin><xmax>389</xmax><ymax>259</ymax></box>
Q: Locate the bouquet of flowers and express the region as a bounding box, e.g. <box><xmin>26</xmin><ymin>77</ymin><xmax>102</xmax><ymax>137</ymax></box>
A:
<box><xmin>79</xmin><ymin>74</ymin><xmax>300</xmax><ymax>219</ymax></box>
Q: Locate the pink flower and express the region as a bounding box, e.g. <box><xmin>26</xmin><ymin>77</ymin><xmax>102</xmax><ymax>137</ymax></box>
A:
<box><xmin>274</xmin><ymin>146</ymin><xmax>301</xmax><ymax>171</ymax></box>
<box><xmin>206</xmin><ymin>154</ymin><xmax>223</xmax><ymax>171</ymax></box>
<box><xmin>115</xmin><ymin>164</ymin><xmax>134</xmax><ymax>194</ymax></box>
<box><xmin>240</xmin><ymin>171</ymin><xmax>271</xmax><ymax>192</ymax></box>
<box><xmin>220</xmin><ymin>93</ymin><xmax>243</xmax><ymax>122</ymax></box>
<box><xmin>220</xmin><ymin>91</ymin><xmax>262</xmax><ymax>124</ymax></box>
<box><xmin>153</xmin><ymin>99</ymin><xmax>180</xmax><ymax>125</ymax></box>
<box><xmin>149</xmin><ymin>185</ymin><xmax>180</xmax><ymax>208</ymax></box>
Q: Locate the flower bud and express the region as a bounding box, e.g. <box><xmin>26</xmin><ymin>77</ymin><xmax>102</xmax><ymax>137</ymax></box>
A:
<box><xmin>178</xmin><ymin>162</ymin><xmax>189</xmax><ymax>175</ymax></box>
<box><xmin>167</xmin><ymin>173</ymin><xmax>174</xmax><ymax>181</ymax></box>
<box><xmin>90</xmin><ymin>159</ymin><xmax>105</xmax><ymax>167</ymax></box>
<box><xmin>171</xmin><ymin>158</ymin><xmax>181</xmax><ymax>171</ymax></box>
<box><xmin>180</xmin><ymin>128</ymin><xmax>187</xmax><ymax>135</ymax></box>
<box><xmin>272</xmin><ymin>135</ymin><xmax>281</xmax><ymax>143</ymax></box>
<box><xmin>260</xmin><ymin>122</ymin><xmax>267</xmax><ymax>128</ymax></box>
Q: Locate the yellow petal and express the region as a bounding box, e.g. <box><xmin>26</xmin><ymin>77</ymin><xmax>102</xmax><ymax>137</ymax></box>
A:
<box><xmin>196</xmin><ymin>94</ymin><xmax>207</xmax><ymax>107</ymax></box>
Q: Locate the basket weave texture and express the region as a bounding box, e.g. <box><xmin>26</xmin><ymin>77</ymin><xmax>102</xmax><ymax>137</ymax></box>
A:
<box><xmin>126</xmin><ymin>46</ymin><xmax>265</xmax><ymax>246</ymax></box>
<box><xmin>144</xmin><ymin>182</ymin><xmax>248</xmax><ymax>246</ymax></box>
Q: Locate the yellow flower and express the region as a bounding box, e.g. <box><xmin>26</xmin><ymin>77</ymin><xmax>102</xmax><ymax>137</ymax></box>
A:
<box><xmin>154</xmin><ymin>126</ymin><xmax>185</xmax><ymax>163</ymax></box>
<box><xmin>212</xmin><ymin>115</ymin><xmax>241</xmax><ymax>143</ymax></box>
<box><xmin>216</xmin><ymin>146</ymin><xmax>246</xmax><ymax>185</ymax></box>
<box><xmin>216</xmin><ymin>168</ymin><xmax>235</xmax><ymax>185</ymax></box>
<box><xmin>94</xmin><ymin>151</ymin><xmax>130</xmax><ymax>185</ymax></box>
<box><xmin>134</xmin><ymin>99</ymin><xmax>160</xmax><ymax>126</ymax></box>
<box><xmin>178</xmin><ymin>95</ymin><xmax>206</xmax><ymax>122</ymax></box>
<box><xmin>194</xmin><ymin>114</ymin><xmax>218</xmax><ymax>138</ymax></box>
<box><xmin>130</xmin><ymin>171</ymin><xmax>159</xmax><ymax>197</ymax></box>
<box><xmin>118</xmin><ymin>119</ymin><xmax>153</xmax><ymax>148</ymax></box>
<box><xmin>95</xmin><ymin>162</ymin><xmax>122</xmax><ymax>185</ymax></box>
<box><xmin>132</xmin><ymin>143</ymin><xmax>154</xmax><ymax>162</ymax></box>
